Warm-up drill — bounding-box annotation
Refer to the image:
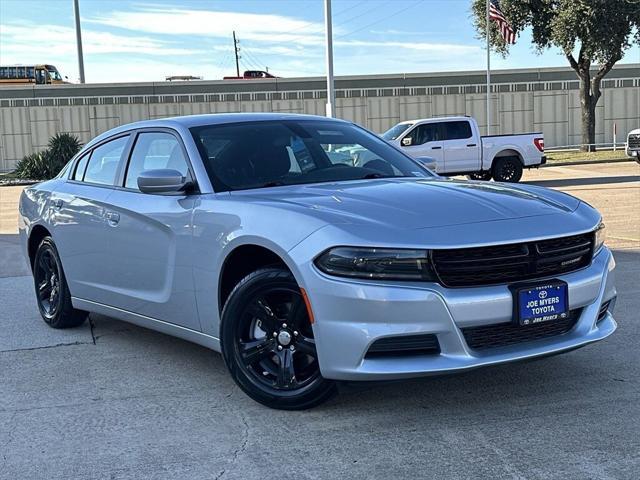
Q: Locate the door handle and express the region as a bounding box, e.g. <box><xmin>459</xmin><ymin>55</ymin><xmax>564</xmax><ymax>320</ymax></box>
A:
<box><xmin>431</xmin><ymin>146</ymin><xmax>442</xmax><ymax>150</ymax></box>
<box><xmin>51</xmin><ymin>199</ymin><xmax>63</xmax><ymax>210</ymax></box>
<box><xmin>105</xmin><ymin>211</ymin><xmax>120</xmax><ymax>225</ymax></box>
<box><xmin>467</xmin><ymin>143</ymin><xmax>477</xmax><ymax>147</ymax></box>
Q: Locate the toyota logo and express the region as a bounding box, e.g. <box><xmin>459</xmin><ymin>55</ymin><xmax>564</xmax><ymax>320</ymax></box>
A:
<box><xmin>539</xmin><ymin>290</ymin><xmax>548</xmax><ymax>299</ymax></box>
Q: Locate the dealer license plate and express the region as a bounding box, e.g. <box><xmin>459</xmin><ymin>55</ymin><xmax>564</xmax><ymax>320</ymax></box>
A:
<box><xmin>516</xmin><ymin>281</ymin><xmax>568</xmax><ymax>326</ymax></box>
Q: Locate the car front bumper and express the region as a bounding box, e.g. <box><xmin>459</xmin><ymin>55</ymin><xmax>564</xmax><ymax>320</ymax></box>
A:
<box><xmin>298</xmin><ymin>247</ymin><xmax>617</xmax><ymax>381</ymax></box>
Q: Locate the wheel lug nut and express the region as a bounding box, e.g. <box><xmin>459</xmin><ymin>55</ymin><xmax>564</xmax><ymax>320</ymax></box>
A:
<box><xmin>282</xmin><ymin>323</ymin><xmax>287</xmax><ymax>328</ymax></box>
<box><xmin>289</xmin><ymin>346</ymin><xmax>295</xmax><ymax>351</ymax></box>
<box><xmin>277</xmin><ymin>345</ymin><xmax>283</xmax><ymax>351</ymax></box>
<box><xmin>272</xmin><ymin>332</ymin><xmax>277</xmax><ymax>337</ymax></box>
<box><xmin>293</xmin><ymin>331</ymin><xmax>298</xmax><ymax>336</ymax></box>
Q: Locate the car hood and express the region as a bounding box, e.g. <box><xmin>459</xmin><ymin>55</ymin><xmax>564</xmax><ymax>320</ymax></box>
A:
<box><xmin>230</xmin><ymin>178</ymin><xmax>581</xmax><ymax>229</ymax></box>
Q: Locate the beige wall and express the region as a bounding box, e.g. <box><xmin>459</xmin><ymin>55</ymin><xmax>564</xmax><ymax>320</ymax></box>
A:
<box><xmin>1</xmin><ymin>79</ymin><xmax>638</xmax><ymax>172</ymax></box>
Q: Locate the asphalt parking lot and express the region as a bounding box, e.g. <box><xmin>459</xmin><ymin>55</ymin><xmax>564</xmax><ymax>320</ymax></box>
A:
<box><xmin>1</xmin><ymin>162</ymin><xmax>639</xmax><ymax>479</ymax></box>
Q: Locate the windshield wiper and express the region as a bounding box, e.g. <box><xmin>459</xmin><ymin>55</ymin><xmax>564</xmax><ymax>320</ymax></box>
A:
<box><xmin>361</xmin><ymin>173</ymin><xmax>393</xmax><ymax>179</ymax></box>
<box><xmin>260</xmin><ymin>180</ymin><xmax>286</xmax><ymax>188</ymax></box>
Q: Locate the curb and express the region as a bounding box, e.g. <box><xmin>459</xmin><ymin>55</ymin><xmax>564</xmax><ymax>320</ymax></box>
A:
<box><xmin>542</xmin><ymin>158</ymin><xmax>636</xmax><ymax>168</ymax></box>
<box><xmin>0</xmin><ymin>180</ymin><xmax>38</xmax><ymax>187</ymax></box>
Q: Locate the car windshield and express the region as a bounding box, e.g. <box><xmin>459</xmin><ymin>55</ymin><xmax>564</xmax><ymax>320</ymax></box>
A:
<box><xmin>381</xmin><ymin>123</ymin><xmax>413</xmax><ymax>141</ymax></box>
<box><xmin>190</xmin><ymin>120</ymin><xmax>432</xmax><ymax>192</ymax></box>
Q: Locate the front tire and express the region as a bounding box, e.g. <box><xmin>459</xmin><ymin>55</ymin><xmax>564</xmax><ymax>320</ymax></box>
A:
<box><xmin>492</xmin><ymin>156</ymin><xmax>523</xmax><ymax>182</ymax></box>
<box><xmin>220</xmin><ymin>268</ymin><xmax>336</xmax><ymax>410</ymax></box>
<box><xmin>33</xmin><ymin>237</ymin><xmax>87</xmax><ymax>329</ymax></box>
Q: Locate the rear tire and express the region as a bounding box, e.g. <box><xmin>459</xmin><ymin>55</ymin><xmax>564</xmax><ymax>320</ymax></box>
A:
<box><xmin>33</xmin><ymin>237</ymin><xmax>87</xmax><ymax>329</ymax></box>
<box><xmin>220</xmin><ymin>268</ymin><xmax>336</xmax><ymax>410</ymax></box>
<box><xmin>492</xmin><ymin>156</ymin><xmax>523</xmax><ymax>183</ymax></box>
<box><xmin>467</xmin><ymin>172</ymin><xmax>492</xmax><ymax>181</ymax></box>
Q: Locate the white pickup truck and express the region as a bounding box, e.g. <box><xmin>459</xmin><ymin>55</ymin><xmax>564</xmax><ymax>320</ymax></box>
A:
<box><xmin>626</xmin><ymin>128</ymin><xmax>640</xmax><ymax>162</ymax></box>
<box><xmin>382</xmin><ymin>116</ymin><xmax>546</xmax><ymax>182</ymax></box>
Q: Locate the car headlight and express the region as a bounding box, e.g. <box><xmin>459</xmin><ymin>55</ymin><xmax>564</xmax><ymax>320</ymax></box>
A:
<box><xmin>314</xmin><ymin>247</ymin><xmax>436</xmax><ymax>281</ymax></box>
<box><xmin>594</xmin><ymin>222</ymin><xmax>606</xmax><ymax>256</ymax></box>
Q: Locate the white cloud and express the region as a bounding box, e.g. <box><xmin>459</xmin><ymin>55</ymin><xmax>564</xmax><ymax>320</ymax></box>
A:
<box><xmin>0</xmin><ymin>22</ymin><xmax>205</xmax><ymax>58</ymax></box>
<box><xmin>336</xmin><ymin>39</ymin><xmax>480</xmax><ymax>54</ymax></box>
<box><xmin>85</xmin><ymin>7</ymin><xmax>326</xmax><ymax>45</ymax></box>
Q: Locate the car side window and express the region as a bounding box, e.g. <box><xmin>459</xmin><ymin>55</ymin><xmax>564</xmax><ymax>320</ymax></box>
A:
<box><xmin>442</xmin><ymin>121</ymin><xmax>472</xmax><ymax>140</ymax></box>
<box><xmin>72</xmin><ymin>153</ymin><xmax>90</xmax><ymax>181</ymax></box>
<box><xmin>403</xmin><ymin>123</ymin><xmax>440</xmax><ymax>146</ymax></box>
<box><xmin>125</xmin><ymin>132</ymin><xmax>190</xmax><ymax>190</ymax></box>
<box><xmin>83</xmin><ymin>136</ymin><xmax>129</xmax><ymax>186</ymax></box>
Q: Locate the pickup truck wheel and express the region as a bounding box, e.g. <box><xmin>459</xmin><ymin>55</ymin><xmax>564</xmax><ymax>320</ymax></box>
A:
<box><xmin>220</xmin><ymin>268</ymin><xmax>337</xmax><ymax>410</ymax></box>
<box><xmin>468</xmin><ymin>172</ymin><xmax>492</xmax><ymax>181</ymax></box>
<box><xmin>492</xmin><ymin>157</ymin><xmax>523</xmax><ymax>183</ymax></box>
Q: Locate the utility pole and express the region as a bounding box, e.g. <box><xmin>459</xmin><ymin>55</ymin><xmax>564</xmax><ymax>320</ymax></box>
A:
<box><xmin>324</xmin><ymin>0</ymin><xmax>335</xmax><ymax>118</ymax></box>
<box><xmin>73</xmin><ymin>0</ymin><xmax>85</xmax><ymax>83</ymax></box>
<box><xmin>233</xmin><ymin>31</ymin><xmax>241</xmax><ymax>78</ymax></box>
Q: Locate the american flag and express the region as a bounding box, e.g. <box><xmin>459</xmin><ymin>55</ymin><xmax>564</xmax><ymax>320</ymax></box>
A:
<box><xmin>489</xmin><ymin>0</ymin><xmax>516</xmax><ymax>44</ymax></box>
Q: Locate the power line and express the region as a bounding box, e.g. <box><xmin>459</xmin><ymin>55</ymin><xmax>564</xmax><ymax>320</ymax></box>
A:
<box><xmin>336</xmin><ymin>0</ymin><xmax>426</xmax><ymax>39</ymax></box>
<box><xmin>243</xmin><ymin>47</ymin><xmax>267</xmax><ymax>70</ymax></box>
<box><xmin>283</xmin><ymin>0</ymin><xmax>371</xmax><ymax>36</ymax></box>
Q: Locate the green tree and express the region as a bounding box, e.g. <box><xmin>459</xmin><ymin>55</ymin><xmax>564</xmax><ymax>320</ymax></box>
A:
<box><xmin>472</xmin><ymin>0</ymin><xmax>640</xmax><ymax>151</ymax></box>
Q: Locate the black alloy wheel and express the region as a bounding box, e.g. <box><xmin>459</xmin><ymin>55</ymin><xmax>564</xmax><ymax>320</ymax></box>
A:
<box><xmin>492</xmin><ymin>156</ymin><xmax>523</xmax><ymax>183</ymax></box>
<box><xmin>221</xmin><ymin>268</ymin><xmax>336</xmax><ymax>409</ymax></box>
<box><xmin>33</xmin><ymin>237</ymin><xmax>87</xmax><ymax>328</ymax></box>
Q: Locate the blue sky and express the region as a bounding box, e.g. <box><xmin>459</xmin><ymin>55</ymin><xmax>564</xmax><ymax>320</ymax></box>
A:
<box><xmin>1</xmin><ymin>0</ymin><xmax>638</xmax><ymax>83</ymax></box>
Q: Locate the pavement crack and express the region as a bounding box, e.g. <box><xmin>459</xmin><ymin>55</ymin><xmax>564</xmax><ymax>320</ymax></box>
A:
<box><xmin>213</xmin><ymin>410</ymin><xmax>250</xmax><ymax>480</ymax></box>
<box><xmin>0</xmin><ymin>341</ymin><xmax>93</xmax><ymax>354</ymax></box>
<box><xmin>88</xmin><ymin>315</ymin><xmax>97</xmax><ymax>345</ymax></box>
<box><xmin>1</xmin><ymin>411</ymin><xmax>18</xmax><ymax>467</ymax></box>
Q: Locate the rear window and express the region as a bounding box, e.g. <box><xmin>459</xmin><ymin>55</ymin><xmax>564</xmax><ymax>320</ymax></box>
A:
<box><xmin>72</xmin><ymin>153</ymin><xmax>90</xmax><ymax>181</ymax></box>
<box><xmin>442</xmin><ymin>121</ymin><xmax>472</xmax><ymax>140</ymax></box>
<box><xmin>83</xmin><ymin>136</ymin><xmax>129</xmax><ymax>186</ymax></box>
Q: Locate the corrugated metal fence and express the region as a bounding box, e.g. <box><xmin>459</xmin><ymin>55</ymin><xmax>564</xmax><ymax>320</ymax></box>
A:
<box><xmin>1</xmin><ymin>64</ymin><xmax>638</xmax><ymax>172</ymax></box>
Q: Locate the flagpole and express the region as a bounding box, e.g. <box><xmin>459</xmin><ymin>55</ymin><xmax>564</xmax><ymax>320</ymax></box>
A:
<box><xmin>486</xmin><ymin>0</ymin><xmax>491</xmax><ymax>135</ymax></box>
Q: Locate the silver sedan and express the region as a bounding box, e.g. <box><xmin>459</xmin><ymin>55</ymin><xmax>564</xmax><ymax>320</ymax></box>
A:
<box><xmin>18</xmin><ymin>113</ymin><xmax>616</xmax><ymax>409</ymax></box>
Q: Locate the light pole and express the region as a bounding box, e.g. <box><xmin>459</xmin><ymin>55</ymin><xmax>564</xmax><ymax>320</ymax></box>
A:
<box><xmin>73</xmin><ymin>0</ymin><xmax>86</xmax><ymax>83</ymax></box>
<box><xmin>324</xmin><ymin>0</ymin><xmax>335</xmax><ymax>118</ymax></box>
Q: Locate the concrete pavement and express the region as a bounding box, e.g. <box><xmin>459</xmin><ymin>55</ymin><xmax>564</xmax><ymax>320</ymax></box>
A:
<box><xmin>1</xmin><ymin>163</ymin><xmax>639</xmax><ymax>479</ymax></box>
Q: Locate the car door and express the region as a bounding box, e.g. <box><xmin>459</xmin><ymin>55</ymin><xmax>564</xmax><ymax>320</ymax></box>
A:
<box><xmin>51</xmin><ymin>134</ymin><xmax>131</xmax><ymax>304</ymax></box>
<box><xmin>398</xmin><ymin>123</ymin><xmax>444</xmax><ymax>171</ymax></box>
<box><xmin>100</xmin><ymin>129</ymin><xmax>201</xmax><ymax>330</ymax></box>
<box><xmin>441</xmin><ymin>120</ymin><xmax>480</xmax><ymax>173</ymax></box>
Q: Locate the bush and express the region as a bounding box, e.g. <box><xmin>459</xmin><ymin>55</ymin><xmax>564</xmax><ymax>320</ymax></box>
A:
<box><xmin>14</xmin><ymin>151</ymin><xmax>54</xmax><ymax>180</ymax></box>
<box><xmin>13</xmin><ymin>133</ymin><xmax>82</xmax><ymax>180</ymax></box>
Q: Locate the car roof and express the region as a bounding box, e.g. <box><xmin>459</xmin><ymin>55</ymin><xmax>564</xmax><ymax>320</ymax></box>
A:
<box><xmin>86</xmin><ymin>113</ymin><xmax>349</xmax><ymax>149</ymax></box>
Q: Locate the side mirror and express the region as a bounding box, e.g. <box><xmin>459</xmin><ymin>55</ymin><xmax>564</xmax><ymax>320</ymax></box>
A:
<box><xmin>137</xmin><ymin>169</ymin><xmax>192</xmax><ymax>194</ymax></box>
<box><xmin>401</xmin><ymin>137</ymin><xmax>413</xmax><ymax>147</ymax></box>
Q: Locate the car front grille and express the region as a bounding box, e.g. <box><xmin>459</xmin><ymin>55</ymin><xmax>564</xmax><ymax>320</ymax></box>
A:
<box><xmin>365</xmin><ymin>334</ymin><xmax>440</xmax><ymax>358</ymax></box>
<box><xmin>430</xmin><ymin>232</ymin><xmax>594</xmax><ymax>287</ymax></box>
<box><xmin>628</xmin><ymin>134</ymin><xmax>640</xmax><ymax>149</ymax></box>
<box><xmin>461</xmin><ymin>309</ymin><xmax>581</xmax><ymax>350</ymax></box>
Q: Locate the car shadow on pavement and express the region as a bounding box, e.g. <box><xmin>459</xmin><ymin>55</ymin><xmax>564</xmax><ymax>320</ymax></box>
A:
<box><xmin>525</xmin><ymin>175</ymin><xmax>640</xmax><ymax>188</ymax></box>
